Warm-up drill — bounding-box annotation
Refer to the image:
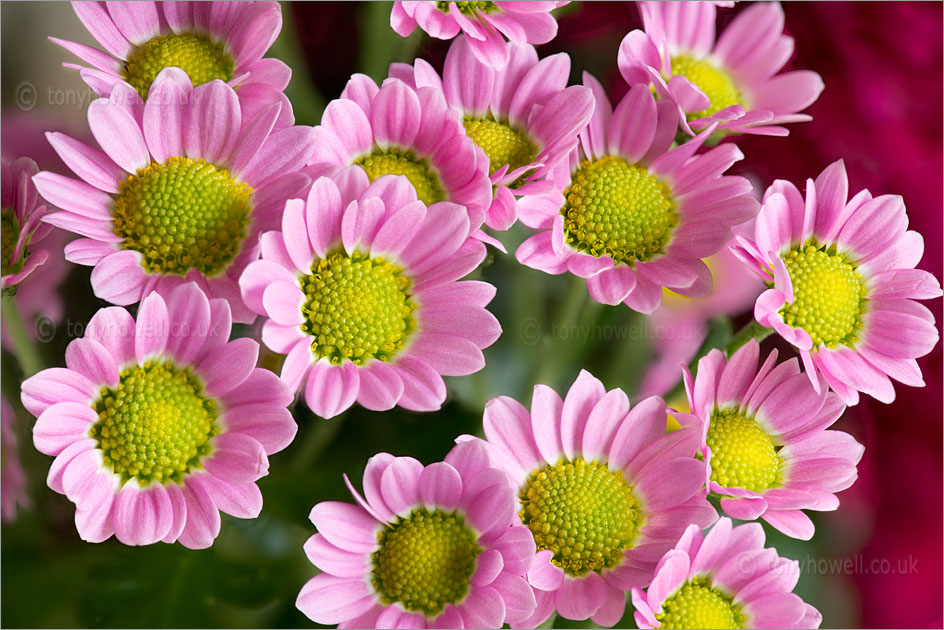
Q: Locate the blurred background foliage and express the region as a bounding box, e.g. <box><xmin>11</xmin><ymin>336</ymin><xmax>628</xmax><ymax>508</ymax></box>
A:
<box><xmin>1</xmin><ymin>2</ymin><xmax>941</xmax><ymax>628</ymax></box>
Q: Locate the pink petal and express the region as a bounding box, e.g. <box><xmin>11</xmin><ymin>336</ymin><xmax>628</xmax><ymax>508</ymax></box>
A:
<box><xmin>45</xmin><ymin>132</ymin><xmax>123</xmax><ymax>193</ymax></box>
<box><xmin>88</xmin><ymin>97</ymin><xmax>150</xmax><ymax>173</ymax></box>
<box><xmin>418</xmin><ymin>461</ymin><xmax>462</xmax><ymax>511</ymax></box>
<box><xmin>197</xmin><ymin>473</ymin><xmax>263</xmax><ymax>519</ymax></box>
<box><xmin>309</xmin><ymin>501</ymin><xmax>379</xmax><ymax>554</ymax></box>
<box><xmin>380</xmin><ymin>456</ymin><xmax>423</xmax><ymax>516</ymax></box>
<box><xmin>296</xmin><ymin>573</ymin><xmax>377</xmax><ymax>625</ymax></box>
<box><xmin>560</xmin><ymin>370</ymin><xmax>606</xmax><ymax>460</ymax></box>
<box><xmin>460</xmin><ymin>585</ymin><xmax>506</xmax><ymax>629</ymax></box>
<box><xmin>177</xmin><ymin>475</ymin><xmax>222</xmax><ymax>549</ymax></box>
<box><xmin>304</xmin><ymin>359</ymin><xmax>360</xmax><ymax>419</ymax></box>
<box><xmin>205</xmin><ymin>432</ymin><xmax>268</xmax><ymax>484</ymax></box>
<box><xmin>220</xmin><ymin>403</ymin><xmax>297</xmax><ymax>454</ymax></box>
<box><xmin>394</xmin><ymin>356</ymin><xmax>447</xmax><ymax>411</ymax></box>
<box><xmin>113</xmin><ymin>481</ymin><xmax>174</xmax><ymax>546</ymax></box>
<box><xmin>303</xmin><ymin>532</ymin><xmax>370</xmax><ymax>578</ymax></box>
<box><xmin>483</xmin><ymin>395</ymin><xmax>541</xmax><ymax>471</ymax></box>
<box><xmin>89</xmin><ymin>250</ymin><xmax>149</xmax><ymax>306</ymax></box>
<box><xmin>21</xmin><ymin>367</ymin><xmax>97</xmax><ymax>419</ymax></box>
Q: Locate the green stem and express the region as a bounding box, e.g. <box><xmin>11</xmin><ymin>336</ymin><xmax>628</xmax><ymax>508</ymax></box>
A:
<box><xmin>289</xmin><ymin>409</ymin><xmax>347</xmax><ymax>472</ymax></box>
<box><xmin>536</xmin><ymin>275</ymin><xmax>589</xmax><ymax>386</ymax></box>
<box><xmin>727</xmin><ymin>319</ymin><xmax>773</xmax><ymax>356</ymax></box>
<box><xmin>2</xmin><ymin>295</ymin><xmax>43</xmax><ymax>377</ymax></box>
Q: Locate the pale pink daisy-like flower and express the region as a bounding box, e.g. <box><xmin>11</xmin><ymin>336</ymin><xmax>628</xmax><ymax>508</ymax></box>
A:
<box><xmin>296</xmin><ymin>441</ymin><xmax>536</xmax><ymax>628</ymax></box>
<box><xmin>619</xmin><ymin>1</ymin><xmax>824</xmax><ymax>136</ymax></box>
<box><xmin>516</xmin><ymin>79</ymin><xmax>758</xmax><ymax>314</ymax></box>
<box><xmin>678</xmin><ymin>340</ymin><xmax>863</xmax><ymax>540</ymax></box>
<box><xmin>389</xmin><ymin>36</ymin><xmax>594</xmax><ymax>232</ymax></box>
<box><xmin>460</xmin><ymin>370</ymin><xmax>717</xmax><ymax>627</ymax></box>
<box><xmin>731</xmin><ymin>159</ymin><xmax>942</xmax><ymax>405</ymax></box>
<box><xmin>34</xmin><ymin>70</ymin><xmax>314</xmax><ymax>323</ymax></box>
<box><xmin>239</xmin><ymin>169</ymin><xmax>500</xmax><ymax>419</ymax></box>
<box><xmin>2</xmin><ymin>157</ymin><xmax>53</xmax><ymax>294</ymax></box>
<box><xmin>2</xmin><ymin>396</ymin><xmax>31</xmax><ymax>523</ymax></box>
<box><xmin>21</xmin><ymin>283</ymin><xmax>297</xmax><ymax>547</ymax></box>
<box><xmin>53</xmin><ymin>0</ymin><xmax>292</xmax><ymax>122</ymax></box>
<box><xmin>631</xmin><ymin>518</ymin><xmax>823</xmax><ymax>629</ymax></box>
<box><xmin>639</xmin><ymin>246</ymin><xmax>764</xmax><ymax>398</ymax></box>
<box><xmin>391</xmin><ymin>1</ymin><xmax>569</xmax><ymax>69</ymax></box>
<box><xmin>308</xmin><ymin>74</ymin><xmax>494</xmax><ymax>232</ymax></box>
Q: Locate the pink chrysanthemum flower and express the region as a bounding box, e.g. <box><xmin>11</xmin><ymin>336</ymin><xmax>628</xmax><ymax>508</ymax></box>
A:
<box><xmin>516</xmin><ymin>79</ymin><xmax>758</xmax><ymax>313</ymax></box>
<box><xmin>21</xmin><ymin>283</ymin><xmax>297</xmax><ymax>547</ymax></box>
<box><xmin>631</xmin><ymin>518</ymin><xmax>822</xmax><ymax>629</ymax></box>
<box><xmin>296</xmin><ymin>441</ymin><xmax>536</xmax><ymax>629</ymax></box>
<box><xmin>309</xmin><ymin>75</ymin><xmax>495</xmax><ymax>232</ymax></box>
<box><xmin>678</xmin><ymin>340</ymin><xmax>863</xmax><ymax>540</ymax></box>
<box><xmin>619</xmin><ymin>1</ymin><xmax>824</xmax><ymax>136</ymax></box>
<box><xmin>461</xmin><ymin>370</ymin><xmax>718</xmax><ymax>627</ymax></box>
<box><xmin>731</xmin><ymin>159</ymin><xmax>943</xmax><ymax>405</ymax></box>
<box><xmin>391</xmin><ymin>1</ymin><xmax>568</xmax><ymax>69</ymax></box>
<box><xmin>2</xmin><ymin>157</ymin><xmax>53</xmax><ymax>294</ymax></box>
<box><xmin>389</xmin><ymin>36</ymin><xmax>594</xmax><ymax>232</ymax></box>
<box><xmin>239</xmin><ymin>169</ymin><xmax>500</xmax><ymax>419</ymax></box>
<box><xmin>2</xmin><ymin>396</ymin><xmax>31</xmax><ymax>523</ymax></box>
<box><xmin>34</xmin><ymin>70</ymin><xmax>314</xmax><ymax>323</ymax></box>
<box><xmin>53</xmin><ymin>0</ymin><xmax>291</xmax><ymax>118</ymax></box>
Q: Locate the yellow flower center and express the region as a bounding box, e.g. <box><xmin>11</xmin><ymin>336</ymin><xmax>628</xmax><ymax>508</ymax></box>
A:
<box><xmin>91</xmin><ymin>361</ymin><xmax>219</xmax><ymax>484</ymax></box>
<box><xmin>436</xmin><ymin>1</ymin><xmax>496</xmax><ymax>15</ymax></box>
<box><xmin>707</xmin><ymin>409</ymin><xmax>781</xmax><ymax>492</ymax></box>
<box><xmin>123</xmin><ymin>31</ymin><xmax>235</xmax><ymax>99</ymax></box>
<box><xmin>299</xmin><ymin>250</ymin><xmax>417</xmax><ymax>366</ymax></box>
<box><xmin>463</xmin><ymin>115</ymin><xmax>537</xmax><ymax>185</ymax></box>
<box><xmin>656</xmin><ymin>576</ymin><xmax>746</xmax><ymax>629</ymax></box>
<box><xmin>562</xmin><ymin>155</ymin><xmax>678</xmax><ymax>265</ymax></box>
<box><xmin>372</xmin><ymin>508</ymin><xmax>481</xmax><ymax>617</ymax></box>
<box><xmin>113</xmin><ymin>156</ymin><xmax>253</xmax><ymax>277</ymax></box>
<box><xmin>780</xmin><ymin>243</ymin><xmax>865</xmax><ymax>348</ymax></box>
<box><xmin>519</xmin><ymin>457</ymin><xmax>642</xmax><ymax>577</ymax></box>
<box><xmin>669</xmin><ymin>55</ymin><xmax>743</xmax><ymax>120</ymax></box>
<box><xmin>355</xmin><ymin>148</ymin><xmax>445</xmax><ymax>206</ymax></box>
<box><xmin>1</xmin><ymin>209</ymin><xmax>22</xmax><ymax>278</ymax></box>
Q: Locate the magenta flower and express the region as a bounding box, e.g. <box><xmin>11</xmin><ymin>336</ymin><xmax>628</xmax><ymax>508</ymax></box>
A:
<box><xmin>21</xmin><ymin>283</ymin><xmax>297</xmax><ymax>547</ymax></box>
<box><xmin>53</xmin><ymin>0</ymin><xmax>292</xmax><ymax>119</ymax></box>
<box><xmin>461</xmin><ymin>370</ymin><xmax>717</xmax><ymax>627</ymax></box>
<box><xmin>34</xmin><ymin>70</ymin><xmax>315</xmax><ymax>323</ymax></box>
<box><xmin>678</xmin><ymin>340</ymin><xmax>863</xmax><ymax>540</ymax></box>
<box><xmin>296</xmin><ymin>441</ymin><xmax>536</xmax><ymax>628</ymax></box>
<box><xmin>2</xmin><ymin>396</ymin><xmax>31</xmax><ymax>523</ymax></box>
<box><xmin>239</xmin><ymin>169</ymin><xmax>500</xmax><ymax>419</ymax></box>
<box><xmin>632</xmin><ymin>518</ymin><xmax>822</xmax><ymax>629</ymax></box>
<box><xmin>308</xmin><ymin>75</ymin><xmax>494</xmax><ymax>233</ymax></box>
<box><xmin>516</xmin><ymin>79</ymin><xmax>758</xmax><ymax>313</ymax></box>
<box><xmin>731</xmin><ymin>159</ymin><xmax>942</xmax><ymax>405</ymax></box>
<box><xmin>619</xmin><ymin>2</ymin><xmax>824</xmax><ymax>136</ymax></box>
<box><xmin>391</xmin><ymin>1</ymin><xmax>568</xmax><ymax>69</ymax></box>
<box><xmin>2</xmin><ymin>157</ymin><xmax>53</xmax><ymax>293</ymax></box>
<box><xmin>390</xmin><ymin>36</ymin><xmax>593</xmax><ymax>233</ymax></box>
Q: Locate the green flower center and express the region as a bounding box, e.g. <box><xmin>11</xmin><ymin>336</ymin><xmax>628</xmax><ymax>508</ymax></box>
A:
<box><xmin>355</xmin><ymin>148</ymin><xmax>445</xmax><ymax>206</ymax></box>
<box><xmin>123</xmin><ymin>31</ymin><xmax>235</xmax><ymax>99</ymax></box>
<box><xmin>780</xmin><ymin>243</ymin><xmax>865</xmax><ymax>348</ymax></box>
<box><xmin>669</xmin><ymin>55</ymin><xmax>743</xmax><ymax>120</ymax></box>
<box><xmin>299</xmin><ymin>250</ymin><xmax>417</xmax><ymax>366</ymax></box>
<box><xmin>519</xmin><ymin>457</ymin><xmax>642</xmax><ymax>577</ymax></box>
<box><xmin>463</xmin><ymin>115</ymin><xmax>537</xmax><ymax>184</ymax></box>
<box><xmin>436</xmin><ymin>1</ymin><xmax>496</xmax><ymax>15</ymax></box>
<box><xmin>562</xmin><ymin>156</ymin><xmax>678</xmax><ymax>266</ymax></box>
<box><xmin>112</xmin><ymin>156</ymin><xmax>252</xmax><ymax>277</ymax></box>
<box><xmin>1</xmin><ymin>209</ymin><xmax>23</xmax><ymax>278</ymax></box>
<box><xmin>90</xmin><ymin>361</ymin><xmax>220</xmax><ymax>484</ymax></box>
<box><xmin>656</xmin><ymin>576</ymin><xmax>746</xmax><ymax>629</ymax></box>
<box><xmin>707</xmin><ymin>408</ymin><xmax>781</xmax><ymax>492</ymax></box>
<box><xmin>372</xmin><ymin>507</ymin><xmax>482</xmax><ymax>617</ymax></box>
